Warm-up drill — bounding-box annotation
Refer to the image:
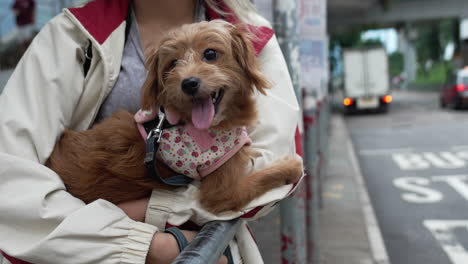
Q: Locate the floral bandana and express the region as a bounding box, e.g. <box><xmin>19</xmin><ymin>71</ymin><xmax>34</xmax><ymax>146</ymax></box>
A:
<box><xmin>135</xmin><ymin>110</ymin><xmax>251</xmax><ymax>180</ymax></box>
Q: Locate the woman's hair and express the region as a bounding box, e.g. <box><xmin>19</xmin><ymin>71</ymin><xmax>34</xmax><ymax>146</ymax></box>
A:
<box><xmin>205</xmin><ymin>0</ymin><xmax>258</xmax><ymax>23</ymax></box>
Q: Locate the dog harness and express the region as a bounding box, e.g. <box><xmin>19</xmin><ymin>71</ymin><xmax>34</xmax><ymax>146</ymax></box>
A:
<box><xmin>135</xmin><ymin>110</ymin><xmax>251</xmax><ymax>180</ymax></box>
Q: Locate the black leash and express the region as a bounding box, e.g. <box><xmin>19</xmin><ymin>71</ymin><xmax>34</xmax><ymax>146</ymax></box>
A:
<box><xmin>143</xmin><ymin>109</ymin><xmax>193</xmax><ymax>186</ymax></box>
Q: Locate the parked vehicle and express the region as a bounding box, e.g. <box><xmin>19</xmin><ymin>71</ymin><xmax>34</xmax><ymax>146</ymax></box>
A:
<box><xmin>342</xmin><ymin>47</ymin><xmax>392</xmax><ymax>113</ymax></box>
<box><xmin>440</xmin><ymin>67</ymin><xmax>468</xmax><ymax>109</ymax></box>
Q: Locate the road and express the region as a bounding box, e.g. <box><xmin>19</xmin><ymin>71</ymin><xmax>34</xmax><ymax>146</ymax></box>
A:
<box><xmin>344</xmin><ymin>90</ymin><xmax>468</xmax><ymax>264</ymax></box>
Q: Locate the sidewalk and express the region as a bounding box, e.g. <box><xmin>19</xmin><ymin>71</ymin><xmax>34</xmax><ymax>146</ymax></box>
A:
<box><xmin>319</xmin><ymin>113</ymin><xmax>389</xmax><ymax>264</ymax></box>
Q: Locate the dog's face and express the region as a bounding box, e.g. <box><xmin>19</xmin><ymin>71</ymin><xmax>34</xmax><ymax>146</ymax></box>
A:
<box><xmin>141</xmin><ymin>20</ymin><xmax>271</xmax><ymax>130</ymax></box>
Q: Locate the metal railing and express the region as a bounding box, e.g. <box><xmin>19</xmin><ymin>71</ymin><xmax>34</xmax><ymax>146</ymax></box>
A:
<box><xmin>172</xmin><ymin>219</ymin><xmax>241</xmax><ymax>264</ymax></box>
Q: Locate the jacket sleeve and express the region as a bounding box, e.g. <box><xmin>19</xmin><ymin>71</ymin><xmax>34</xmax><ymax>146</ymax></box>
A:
<box><xmin>248</xmin><ymin>34</ymin><xmax>302</xmax><ymax>171</ymax></box>
<box><xmin>0</xmin><ymin>14</ymin><xmax>157</xmax><ymax>264</ymax></box>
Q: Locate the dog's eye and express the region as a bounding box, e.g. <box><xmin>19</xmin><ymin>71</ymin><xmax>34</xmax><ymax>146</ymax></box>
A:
<box><xmin>169</xmin><ymin>59</ymin><xmax>178</xmax><ymax>69</ymax></box>
<box><xmin>203</xmin><ymin>49</ymin><xmax>218</xmax><ymax>62</ymax></box>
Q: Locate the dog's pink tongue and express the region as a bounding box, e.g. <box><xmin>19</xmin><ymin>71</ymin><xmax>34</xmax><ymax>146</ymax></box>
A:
<box><xmin>192</xmin><ymin>97</ymin><xmax>214</xmax><ymax>130</ymax></box>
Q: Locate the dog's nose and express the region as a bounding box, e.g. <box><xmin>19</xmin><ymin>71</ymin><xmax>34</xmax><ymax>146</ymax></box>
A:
<box><xmin>181</xmin><ymin>77</ymin><xmax>201</xmax><ymax>96</ymax></box>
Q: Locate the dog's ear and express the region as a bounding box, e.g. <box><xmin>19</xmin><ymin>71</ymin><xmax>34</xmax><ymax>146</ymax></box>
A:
<box><xmin>230</xmin><ymin>25</ymin><xmax>271</xmax><ymax>95</ymax></box>
<box><xmin>141</xmin><ymin>48</ymin><xmax>160</xmax><ymax>111</ymax></box>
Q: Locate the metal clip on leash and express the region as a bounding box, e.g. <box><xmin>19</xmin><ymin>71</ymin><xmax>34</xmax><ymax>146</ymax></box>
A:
<box><xmin>144</xmin><ymin>107</ymin><xmax>193</xmax><ymax>186</ymax></box>
<box><xmin>146</xmin><ymin>108</ymin><xmax>166</xmax><ymax>143</ymax></box>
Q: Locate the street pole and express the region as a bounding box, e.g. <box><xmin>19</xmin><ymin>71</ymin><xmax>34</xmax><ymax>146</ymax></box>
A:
<box><xmin>273</xmin><ymin>0</ymin><xmax>301</xmax><ymax>96</ymax></box>
<box><xmin>273</xmin><ymin>1</ymin><xmax>308</xmax><ymax>263</ymax></box>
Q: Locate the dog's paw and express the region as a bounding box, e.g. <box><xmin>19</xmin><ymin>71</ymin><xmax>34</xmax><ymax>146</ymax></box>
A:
<box><xmin>277</xmin><ymin>156</ymin><xmax>304</xmax><ymax>185</ymax></box>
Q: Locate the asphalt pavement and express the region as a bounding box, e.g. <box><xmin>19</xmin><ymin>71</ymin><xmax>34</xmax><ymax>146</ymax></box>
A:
<box><xmin>343</xmin><ymin>90</ymin><xmax>468</xmax><ymax>264</ymax></box>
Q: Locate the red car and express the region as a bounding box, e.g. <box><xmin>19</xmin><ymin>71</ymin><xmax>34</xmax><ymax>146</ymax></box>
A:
<box><xmin>440</xmin><ymin>68</ymin><xmax>468</xmax><ymax>109</ymax></box>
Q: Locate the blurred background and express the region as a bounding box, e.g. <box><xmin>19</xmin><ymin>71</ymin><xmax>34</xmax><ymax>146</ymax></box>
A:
<box><xmin>1</xmin><ymin>1</ymin><xmax>468</xmax><ymax>264</ymax></box>
<box><xmin>0</xmin><ymin>0</ymin><xmax>77</xmax><ymax>68</ymax></box>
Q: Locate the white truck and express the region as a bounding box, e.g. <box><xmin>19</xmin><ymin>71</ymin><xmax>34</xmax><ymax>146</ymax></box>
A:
<box><xmin>342</xmin><ymin>47</ymin><xmax>392</xmax><ymax>113</ymax></box>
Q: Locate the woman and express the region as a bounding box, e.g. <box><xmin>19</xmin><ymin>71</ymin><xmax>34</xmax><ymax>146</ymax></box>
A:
<box><xmin>0</xmin><ymin>0</ymin><xmax>302</xmax><ymax>263</ymax></box>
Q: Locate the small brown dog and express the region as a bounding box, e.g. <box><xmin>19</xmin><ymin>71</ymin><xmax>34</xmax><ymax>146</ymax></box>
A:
<box><xmin>46</xmin><ymin>20</ymin><xmax>303</xmax><ymax>214</ymax></box>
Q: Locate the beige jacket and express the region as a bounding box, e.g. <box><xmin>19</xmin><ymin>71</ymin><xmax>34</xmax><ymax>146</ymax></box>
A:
<box><xmin>0</xmin><ymin>1</ymin><xmax>302</xmax><ymax>263</ymax></box>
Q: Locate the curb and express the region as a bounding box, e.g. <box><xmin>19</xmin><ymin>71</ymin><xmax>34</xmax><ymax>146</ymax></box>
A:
<box><xmin>340</xmin><ymin>115</ymin><xmax>391</xmax><ymax>264</ymax></box>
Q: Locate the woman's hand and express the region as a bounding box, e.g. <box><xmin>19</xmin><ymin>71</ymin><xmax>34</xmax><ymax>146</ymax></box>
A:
<box><xmin>118</xmin><ymin>198</ymin><xmax>228</xmax><ymax>264</ymax></box>
<box><xmin>146</xmin><ymin>231</ymin><xmax>228</xmax><ymax>264</ymax></box>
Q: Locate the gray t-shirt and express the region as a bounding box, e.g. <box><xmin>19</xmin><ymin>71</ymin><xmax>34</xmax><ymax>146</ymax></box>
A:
<box><xmin>95</xmin><ymin>3</ymin><xmax>205</xmax><ymax>122</ymax></box>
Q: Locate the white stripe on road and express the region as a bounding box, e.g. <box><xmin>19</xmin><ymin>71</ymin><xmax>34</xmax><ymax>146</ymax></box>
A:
<box><xmin>360</xmin><ymin>148</ymin><xmax>413</xmax><ymax>156</ymax></box>
<box><xmin>360</xmin><ymin>147</ymin><xmax>468</xmax><ymax>156</ymax></box>
<box><xmin>348</xmin><ymin>136</ymin><xmax>391</xmax><ymax>264</ymax></box>
<box><xmin>424</xmin><ymin>220</ymin><xmax>468</xmax><ymax>264</ymax></box>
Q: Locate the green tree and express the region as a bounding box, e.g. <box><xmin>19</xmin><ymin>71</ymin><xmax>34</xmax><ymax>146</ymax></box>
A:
<box><xmin>330</xmin><ymin>30</ymin><xmax>362</xmax><ymax>48</ymax></box>
<box><xmin>389</xmin><ymin>52</ymin><xmax>404</xmax><ymax>77</ymax></box>
<box><xmin>356</xmin><ymin>38</ymin><xmax>384</xmax><ymax>48</ymax></box>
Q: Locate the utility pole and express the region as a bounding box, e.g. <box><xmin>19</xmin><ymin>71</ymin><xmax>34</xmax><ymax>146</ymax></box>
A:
<box><xmin>273</xmin><ymin>0</ymin><xmax>301</xmax><ymax>96</ymax></box>
<box><xmin>273</xmin><ymin>1</ymin><xmax>307</xmax><ymax>264</ymax></box>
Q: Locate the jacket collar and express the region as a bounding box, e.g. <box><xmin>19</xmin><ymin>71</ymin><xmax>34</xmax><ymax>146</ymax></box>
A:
<box><xmin>67</xmin><ymin>0</ymin><xmax>273</xmax><ymax>53</ymax></box>
<box><xmin>69</xmin><ymin>0</ymin><xmax>131</xmax><ymax>45</ymax></box>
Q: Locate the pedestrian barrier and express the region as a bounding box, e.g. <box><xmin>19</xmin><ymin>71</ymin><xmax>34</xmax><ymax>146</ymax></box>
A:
<box><xmin>172</xmin><ymin>219</ymin><xmax>241</xmax><ymax>264</ymax></box>
<box><xmin>303</xmin><ymin>94</ymin><xmax>330</xmax><ymax>264</ymax></box>
<box><xmin>304</xmin><ymin>95</ymin><xmax>320</xmax><ymax>264</ymax></box>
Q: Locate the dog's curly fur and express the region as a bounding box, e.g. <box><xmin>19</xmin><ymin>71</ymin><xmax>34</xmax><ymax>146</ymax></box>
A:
<box><xmin>46</xmin><ymin>20</ymin><xmax>303</xmax><ymax>214</ymax></box>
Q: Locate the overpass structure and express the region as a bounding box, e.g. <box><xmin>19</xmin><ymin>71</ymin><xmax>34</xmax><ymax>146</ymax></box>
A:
<box><xmin>329</xmin><ymin>0</ymin><xmax>468</xmax><ymax>32</ymax></box>
<box><xmin>329</xmin><ymin>0</ymin><xmax>468</xmax><ymax>83</ymax></box>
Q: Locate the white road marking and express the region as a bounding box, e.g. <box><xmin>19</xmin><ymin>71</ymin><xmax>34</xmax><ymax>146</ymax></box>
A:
<box><xmin>392</xmin><ymin>152</ymin><xmax>468</xmax><ymax>170</ymax></box>
<box><xmin>424</xmin><ymin>220</ymin><xmax>468</xmax><ymax>264</ymax></box>
<box><xmin>392</xmin><ymin>153</ymin><xmax>431</xmax><ymax>170</ymax></box>
<box><xmin>359</xmin><ymin>148</ymin><xmax>413</xmax><ymax>156</ymax></box>
<box><xmin>442</xmin><ymin>152</ymin><xmax>467</xmax><ymax>167</ymax></box>
<box><xmin>393</xmin><ymin>177</ymin><xmax>443</xmax><ymax>203</ymax></box>
<box><xmin>347</xmin><ymin>139</ymin><xmax>390</xmax><ymax>264</ymax></box>
<box><xmin>432</xmin><ymin>175</ymin><xmax>468</xmax><ymax>201</ymax></box>
<box><xmin>424</xmin><ymin>152</ymin><xmax>466</xmax><ymax>169</ymax></box>
<box><xmin>458</xmin><ymin>151</ymin><xmax>468</xmax><ymax>160</ymax></box>
<box><xmin>393</xmin><ymin>175</ymin><xmax>468</xmax><ymax>204</ymax></box>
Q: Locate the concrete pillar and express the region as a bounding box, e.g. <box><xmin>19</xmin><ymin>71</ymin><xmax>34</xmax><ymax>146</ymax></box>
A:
<box><xmin>461</xmin><ymin>18</ymin><xmax>468</xmax><ymax>66</ymax></box>
<box><xmin>397</xmin><ymin>24</ymin><xmax>418</xmax><ymax>88</ymax></box>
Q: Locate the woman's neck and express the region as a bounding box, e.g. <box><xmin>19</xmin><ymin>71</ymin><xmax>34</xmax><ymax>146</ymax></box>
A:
<box><xmin>134</xmin><ymin>0</ymin><xmax>196</xmax><ymax>27</ymax></box>
<box><xmin>134</xmin><ymin>0</ymin><xmax>197</xmax><ymax>53</ymax></box>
